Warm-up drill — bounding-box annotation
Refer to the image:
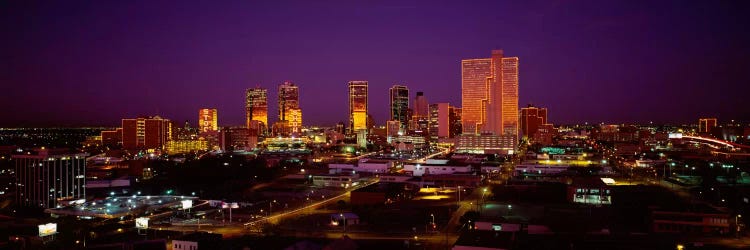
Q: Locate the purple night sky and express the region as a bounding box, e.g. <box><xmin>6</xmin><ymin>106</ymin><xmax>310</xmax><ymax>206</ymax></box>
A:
<box><xmin>1</xmin><ymin>1</ymin><xmax>749</xmax><ymax>127</ymax></box>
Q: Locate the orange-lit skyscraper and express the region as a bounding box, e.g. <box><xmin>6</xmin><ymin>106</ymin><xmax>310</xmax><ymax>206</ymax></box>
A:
<box><xmin>389</xmin><ymin>85</ymin><xmax>409</xmax><ymax>130</ymax></box>
<box><xmin>348</xmin><ymin>81</ymin><xmax>368</xmax><ymax>133</ymax></box>
<box><xmin>198</xmin><ymin>108</ymin><xmax>218</xmax><ymax>133</ymax></box>
<box><xmin>461</xmin><ymin>50</ymin><xmax>519</xmax><ymax>142</ymax></box>
<box><xmin>245</xmin><ymin>88</ymin><xmax>268</xmax><ymax>132</ymax></box>
<box><xmin>278</xmin><ymin>81</ymin><xmax>302</xmax><ymax>133</ymax></box>
<box><xmin>461</xmin><ymin>58</ymin><xmax>492</xmax><ymax>134</ymax></box>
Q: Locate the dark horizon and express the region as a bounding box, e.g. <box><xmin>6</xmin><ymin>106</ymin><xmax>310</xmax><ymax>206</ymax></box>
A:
<box><xmin>2</xmin><ymin>1</ymin><xmax>749</xmax><ymax>128</ymax></box>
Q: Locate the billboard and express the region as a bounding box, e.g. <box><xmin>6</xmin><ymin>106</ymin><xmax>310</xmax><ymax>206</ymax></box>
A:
<box><xmin>38</xmin><ymin>223</ymin><xmax>57</xmax><ymax>237</ymax></box>
<box><xmin>135</xmin><ymin>217</ymin><xmax>149</xmax><ymax>229</ymax></box>
<box><xmin>181</xmin><ymin>200</ymin><xmax>193</xmax><ymax>209</ymax></box>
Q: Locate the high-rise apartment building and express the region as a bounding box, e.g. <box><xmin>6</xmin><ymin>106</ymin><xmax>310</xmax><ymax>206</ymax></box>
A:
<box><xmin>389</xmin><ymin>85</ymin><xmax>409</xmax><ymax>130</ymax></box>
<box><xmin>278</xmin><ymin>82</ymin><xmax>302</xmax><ymax>133</ymax></box>
<box><xmin>461</xmin><ymin>49</ymin><xmax>519</xmax><ymax>141</ymax></box>
<box><xmin>246</xmin><ymin>88</ymin><xmax>268</xmax><ymax>132</ymax></box>
<box><xmin>520</xmin><ymin>105</ymin><xmax>548</xmax><ymax>138</ymax></box>
<box><xmin>198</xmin><ymin>108</ymin><xmax>218</xmax><ymax>133</ymax></box>
<box><xmin>348</xmin><ymin>81</ymin><xmax>368</xmax><ymax>133</ymax></box>
<box><xmin>698</xmin><ymin>118</ymin><xmax>717</xmax><ymax>133</ymax></box>
<box><xmin>13</xmin><ymin>148</ymin><xmax>87</xmax><ymax>208</ymax></box>
<box><xmin>121</xmin><ymin>116</ymin><xmax>172</xmax><ymax>150</ymax></box>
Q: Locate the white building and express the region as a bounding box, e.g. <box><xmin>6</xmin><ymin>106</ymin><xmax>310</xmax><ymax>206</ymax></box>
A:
<box><xmin>403</xmin><ymin>163</ymin><xmax>472</xmax><ymax>176</ymax></box>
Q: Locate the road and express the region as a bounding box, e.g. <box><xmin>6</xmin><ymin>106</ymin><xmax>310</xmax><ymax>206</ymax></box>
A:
<box><xmin>153</xmin><ymin>178</ymin><xmax>380</xmax><ymax>237</ymax></box>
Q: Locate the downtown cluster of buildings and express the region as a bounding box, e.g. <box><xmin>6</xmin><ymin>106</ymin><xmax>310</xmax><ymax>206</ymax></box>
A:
<box><xmin>88</xmin><ymin>49</ymin><xmax>555</xmax><ymax>155</ymax></box>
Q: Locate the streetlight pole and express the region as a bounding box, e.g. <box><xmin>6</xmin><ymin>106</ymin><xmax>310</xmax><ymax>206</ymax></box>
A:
<box><xmin>737</xmin><ymin>214</ymin><xmax>742</xmax><ymax>238</ymax></box>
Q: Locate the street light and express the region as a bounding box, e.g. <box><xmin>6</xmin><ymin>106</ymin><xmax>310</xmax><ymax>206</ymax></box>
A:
<box><xmin>737</xmin><ymin>214</ymin><xmax>743</xmax><ymax>238</ymax></box>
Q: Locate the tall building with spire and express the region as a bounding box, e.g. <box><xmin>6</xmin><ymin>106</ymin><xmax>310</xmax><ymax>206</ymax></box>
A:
<box><xmin>348</xmin><ymin>81</ymin><xmax>368</xmax><ymax>133</ymax></box>
<box><xmin>389</xmin><ymin>84</ymin><xmax>409</xmax><ymax>130</ymax></box>
<box><xmin>461</xmin><ymin>49</ymin><xmax>519</xmax><ymax>141</ymax></box>
<box><xmin>245</xmin><ymin>88</ymin><xmax>268</xmax><ymax>133</ymax></box>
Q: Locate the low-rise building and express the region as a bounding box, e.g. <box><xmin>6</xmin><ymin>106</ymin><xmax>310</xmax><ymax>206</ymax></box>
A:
<box><xmin>403</xmin><ymin>163</ymin><xmax>472</xmax><ymax>176</ymax></box>
<box><xmin>312</xmin><ymin>174</ymin><xmax>360</xmax><ymax>188</ymax></box>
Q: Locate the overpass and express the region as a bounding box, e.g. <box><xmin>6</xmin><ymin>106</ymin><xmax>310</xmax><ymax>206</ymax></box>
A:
<box><xmin>679</xmin><ymin>135</ymin><xmax>750</xmax><ymax>150</ymax></box>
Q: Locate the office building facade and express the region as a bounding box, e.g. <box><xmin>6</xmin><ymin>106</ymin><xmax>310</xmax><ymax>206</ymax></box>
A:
<box><xmin>348</xmin><ymin>81</ymin><xmax>368</xmax><ymax>133</ymax></box>
<box><xmin>121</xmin><ymin>116</ymin><xmax>172</xmax><ymax>150</ymax></box>
<box><xmin>389</xmin><ymin>85</ymin><xmax>410</xmax><ymax>130</ymax></box>
<box><xmin>460</xmin><ymin>49</ymin><xmax>519</xmax><ymax>143</ymax></box>
<box><xmin>245</xmin><ymin>88</ymin><xmax>268</xmax><ymax>132</ymax></box>
<box><xmin>198</xmin><ymin>108</ymin><xmax>218</xmax><ymax>133</ymax></box>
<box><xmin>13</xmin><ymin>149</ymin><xmax>87</xmax><ymax>208</ymax></box>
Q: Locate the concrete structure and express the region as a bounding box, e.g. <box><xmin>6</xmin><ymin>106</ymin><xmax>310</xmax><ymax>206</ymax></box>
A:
<box><xmin>312</xmin><ymin>174</ymin><xmax>360</xmax><ymax>188</ymax></box>
<box><xmin>100</xmin><ymin>128</ymin><xmax>122</xmax><ymax>146</ymax></box>
<box><xmin>13</xmin><ymin>149</ymin><xmax>87</xmax><ymax>208</ymax></box>
<box><xmin>567</xmin><ymin>177</ymin><xmax>612</xmax><ymax>205</ymax></box>
<box><xmin>219</xmin><ymin>127</ymin><xmax>254</xmax><ymax>151</ymax></box>
<box><xmin>328</xmin><ymin>158</ymin><xmax>393</xmax><ymax>174</ymax></box>
<box><xmin>520</xmin><ymin>105</ymin><xmax>547</xmax><ymax>139</ymax></box>
<box><xmin>121</xmin><ymin>116</ymin><xmax>172</xmax><ymax>150</ymax></box>
<box><xmin>403</xmin><ymin>163</ymin><xmax>472</xmax><ymax>176</ymax></box>
<box><xmin>429</xmin><ymin>103</ymin><xmax>450</xmax><ymax>139</ymax></box>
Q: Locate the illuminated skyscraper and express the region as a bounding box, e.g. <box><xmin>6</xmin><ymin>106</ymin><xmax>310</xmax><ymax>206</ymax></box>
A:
<box><xmin>389</xmin><ymin>85</ymin><xmax>409</xmax><ymax>129</ymax></box>
<box><xmin>198</xmin><ymin>108</ymin><xmax>218</xmax><ymax>133</ymax></box>
<box><xmin>461</xmin><ymin>50</ymin><xmax>519</xmax><ymax>141</ymax></box>
<box><xmin>278</xmin><ymin>81</ymin><xmax>302</xmax><ymax>133</ymax></box>
<box><xmin>348</xmin><ymin>81</ymin><xmax>368</xmax><ymax>133</ymax></box>
<box><xmin>245</xmin><ymin>88</ymin><xmax>268</xmax><ymax>132</ymax></box>
<box><xmin>461</xmin><ymin>58</ymin><xmax>492</xmax><ymax>134</ymax></box>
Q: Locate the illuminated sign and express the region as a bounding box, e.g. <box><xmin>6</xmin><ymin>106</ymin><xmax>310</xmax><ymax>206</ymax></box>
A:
<box><xmin>221</xmin><ymin>202</ymin><xmax>239</xmax><ymax>209</ymax></box>
<box><xmin>181</xmin><ymin>200</ymin><xmax>193</xmax><ymax>209</ymax></box>
<box><xmin>492</xmin><ymin>224</ymin><xmax>502</xmax><ymax>231</ymax></box>
<box><xmin>600</xmin><ymin>178</ymin><xmax>616</xmax><ymax>185</ymax></box>
<box><xmin>38</xmin><ymin>223</ymin><xmax>57</xmax><ymax>237</ymax></box>
<box><xmin>668</xmin><ymin>133</ymin><xmax>683</xmax><ymax>139</ymax></box>
<box><xmin>135</xmin><ymin>217</ymin><xmax>149</xmax><ymax>229</ymax></box>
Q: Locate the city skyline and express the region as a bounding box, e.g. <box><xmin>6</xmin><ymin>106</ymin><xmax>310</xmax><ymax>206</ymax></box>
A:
<box><xmin>1</xmin><ymin>1</ymin><xmax>749</xmax><ymax>127</ymax></box>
